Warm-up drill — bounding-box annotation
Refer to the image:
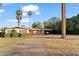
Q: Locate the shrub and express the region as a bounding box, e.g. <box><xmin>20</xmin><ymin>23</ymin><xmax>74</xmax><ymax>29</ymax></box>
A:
<box><xmin>0</xmin><ymin>32</ymin><xmax>5</xmax><ymax>38</ymax></box>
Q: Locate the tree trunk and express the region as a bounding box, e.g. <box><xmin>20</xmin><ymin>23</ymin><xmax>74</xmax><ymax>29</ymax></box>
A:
<box><xmin>18</xmin><ymin>20</ymin><xmax>20</xmax><ymax>27</ymax></box>
<box><xmin>29</xmin><ymin>16</ymin><xmax>30</xmax><ymax>29</ymax></box>
<box><xmin>0</xmin><ymin>4</ymin><xmax>2</xmax><ymax>8</ymax></box>
<box><xmin>61</xmin><ymin>3</ymin><xmax>66</xmax><ymax>39</ymax></box>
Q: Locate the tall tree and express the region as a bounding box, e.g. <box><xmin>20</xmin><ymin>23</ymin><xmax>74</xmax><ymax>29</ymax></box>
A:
<box><xmin>49</xmin><ymin>17</ymin><xmax>61</xmax><ymax>30</ymax></box>
<box><xmin>61</xmin><ymin>3</ymin><xmax>66</xmax><ymax>39</ymax></box>
<box><xmin>16</xmin><ymin>10</ymin><xmax>23</xmax><ymax>27</ymax></box>
<box><xmin>27</xmin><ymin>11</ymin><xmax>32</xmax><ymax>28</ymax></box>
<box><xmin>32</xmin><ymin>22</ymin><xmax>42</xmax><ymax>28</ymax></box>
<box><xmin>44</xmin><ymin>21</ymin><xmax>50</xmax><ymax>29</ymax></box>
<box><xmin>0</xmin><ymin>4</ymin><xmax>2</xmax><ymax>8</ymax></box>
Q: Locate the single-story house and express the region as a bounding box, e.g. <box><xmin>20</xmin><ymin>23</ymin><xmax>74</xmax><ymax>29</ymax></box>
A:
<box><xmin>4</xmin><ymin>27</ymin><xmax>53</xmax><ymax>35</ymax></box>
<box><xmin>5</xmin><ymin>27</ymin><xmax>26</xmax><ymax>34</ymax></box>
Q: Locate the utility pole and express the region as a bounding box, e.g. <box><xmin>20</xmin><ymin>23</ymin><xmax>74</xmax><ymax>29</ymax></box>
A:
<box><xmin>61</xmin><ymin>3</ymin><xmax>66</xmax><ymax>39</ymax></box>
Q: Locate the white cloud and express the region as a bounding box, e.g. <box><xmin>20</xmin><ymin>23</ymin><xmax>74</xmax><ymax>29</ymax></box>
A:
<box><xmin>21</xmin><ymin>18</ymin><xmax>31</xmax><ymax>22</ymax></box>
<box><xmin>23</xmin><ymin>12</ymin><xmax>27</xmax><ymax>16</ymax></box>
<box><xmin>0</xmin><ymin>9</ymin><xmax>5</xmax><ymax>12</ymax></box>
<box><xmin>22</xmin><ymin>5</ymin><xmax>39</xmax><ymax>12</ymax></box>
<box><xmin>35</xmin><ymin>12</ymin><xmax>40</xmax><ymax>15</ymax></box>
<box><xmin>7</xmin><ymin>18</ymin><xmax>31</xmax><ymax>23</ymax></box>
<box><xmin>22</xmin><ymin>4</ymin><xmax>40</xmax><ymax>16</ymax></box>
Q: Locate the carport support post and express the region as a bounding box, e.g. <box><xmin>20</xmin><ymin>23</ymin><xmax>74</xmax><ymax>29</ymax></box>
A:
<box><xmin>61</xmin><ymin>3</ymin><xmax>66</xmax><ymax>39</ymax></box>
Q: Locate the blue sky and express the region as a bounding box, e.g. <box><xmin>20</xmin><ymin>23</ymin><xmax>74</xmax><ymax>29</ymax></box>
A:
<box><xmin>0</xmin><ymin>3</ymin><xmax>79</xmax><ymax>28</ymax></box>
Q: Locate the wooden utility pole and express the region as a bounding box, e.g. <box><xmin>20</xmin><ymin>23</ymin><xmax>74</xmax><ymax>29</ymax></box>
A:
<box><xmin>61</xmin><ymin>3</ymin><xmax>66</xmax><ymax>39</ymax></box>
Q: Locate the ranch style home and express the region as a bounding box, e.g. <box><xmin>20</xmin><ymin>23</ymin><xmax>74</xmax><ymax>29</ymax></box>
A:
<box><xmin>4</xmin><ymin>27</ymin><xmax>52</xmax><ymax>35</ymax></box>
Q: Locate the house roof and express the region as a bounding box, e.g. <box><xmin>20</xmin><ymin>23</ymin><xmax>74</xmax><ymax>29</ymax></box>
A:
<box><xmin>28</xmin><ymin>28</ymin><xmax>52</xmax><ymax>30</ymax></box>
<box><xmin>4</xmin><ymin>27</ymin><xmax>53</xmax><ymax>31</ymax></box>
<box><xmin>14</xmin><ymin>27</ymin><xmax>26</xmax><ymax>29</ymax></box>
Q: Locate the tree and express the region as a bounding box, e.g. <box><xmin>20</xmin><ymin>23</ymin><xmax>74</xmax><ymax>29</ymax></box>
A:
<box><xmin>72</xmin><ymin>14</ymin><xmax>79</xmax><ymax>32</ymax></box>
<box><xmin>0</xmin><ymin>4</ymin><xmax>2</xmax><ymax>8</ymax></box>
<box><xmin>44</xmin><ymin>21</ymin><xmax>50</xmax><ymax>29</ymax></box>
<box><xmin>66</xmin><ymin>19</ymin><xmax>75</xmax><ymax>34</ymax></box>
<box><xmin>0</xmin><ymin>3</ymin><xmax>2</xmax><ymax>27</ymax></box>
<box><xmin>16</xmin><ymin>10</ymin><xmax>23</xmax><ymax>27</ymax></box>
<box><xmin>49</xmin><ymin>17</ymin><xmax>61</xmax><ymax>30</ymax></box>
<box><xmin>32</xmin><ymin>22</ymin><xmax>42</xmax><ymax>29</ymax></box>
<box><xmin>66</xmin><ymin>14</ymin><xmax>79</xmax><ymax>34</ymax></box>
<box><xmin>27</xmin><ymin>11</ymin><xmax>32</xmax><ymax>28</ymax></box>
<box><xmin>61</xmin><ymin>3</ymin><xmax>66</xmax><ymax>39</ymax></box>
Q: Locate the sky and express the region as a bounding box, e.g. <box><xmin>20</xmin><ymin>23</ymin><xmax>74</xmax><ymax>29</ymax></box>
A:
<box><xmin>0</xmin><ymin>3</ymin><xmax>79</xmax><ymax>28</ymax></box>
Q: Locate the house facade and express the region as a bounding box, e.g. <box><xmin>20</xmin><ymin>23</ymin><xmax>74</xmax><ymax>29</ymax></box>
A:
<box><xmin>5</xmin><ymin>27</ymin><xmax>26</xmax><ymax>34</ymax></box>
<box><xmin>4</xmin><ymin>27</ymin><xmax>52</xmax><ymax>35</ymax></box>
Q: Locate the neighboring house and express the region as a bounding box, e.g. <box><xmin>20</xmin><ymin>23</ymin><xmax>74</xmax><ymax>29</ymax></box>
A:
<box><xmin>5</xmin><ymin>27</ymin><xmax>26</xmax><ymax>34</ymax></box>
<box><xmin>4</xmin><ymin>27</ymin><xmax>52</xmax><ymax>35</ymax></box>
<box><xmin>29</xmin><ymin>28</ymin><xmax>43</xmax><ymax>35</ymax></box>
<box><xmin>28</xmin><ymin>28</ymin><xmax>53</xmax><ymax>35</ymax></box>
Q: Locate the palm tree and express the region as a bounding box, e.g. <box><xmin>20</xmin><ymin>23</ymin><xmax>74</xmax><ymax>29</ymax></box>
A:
<box><xmin>61</xmin><ymin>3</ymin><xmax>66</xmax><ymax>39</ymax></box>
<box><xmin>0</xmin><ymin>4</ymin><xmax>2</xmax><ymax>8</ymax></box>
<box><xmin>27</xmin><ymin>11</ymin><xmax>32</xmax><ymax>28</ymax></box>
<box><xmin>16</xmin><ymin>10</ymin><xmax>23</xmax><ymax>27</ymax></box>
<box><xmin>0</xmin><ymin>3</ymin><xmax>2</xmax><ymax>28</ymax></box>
